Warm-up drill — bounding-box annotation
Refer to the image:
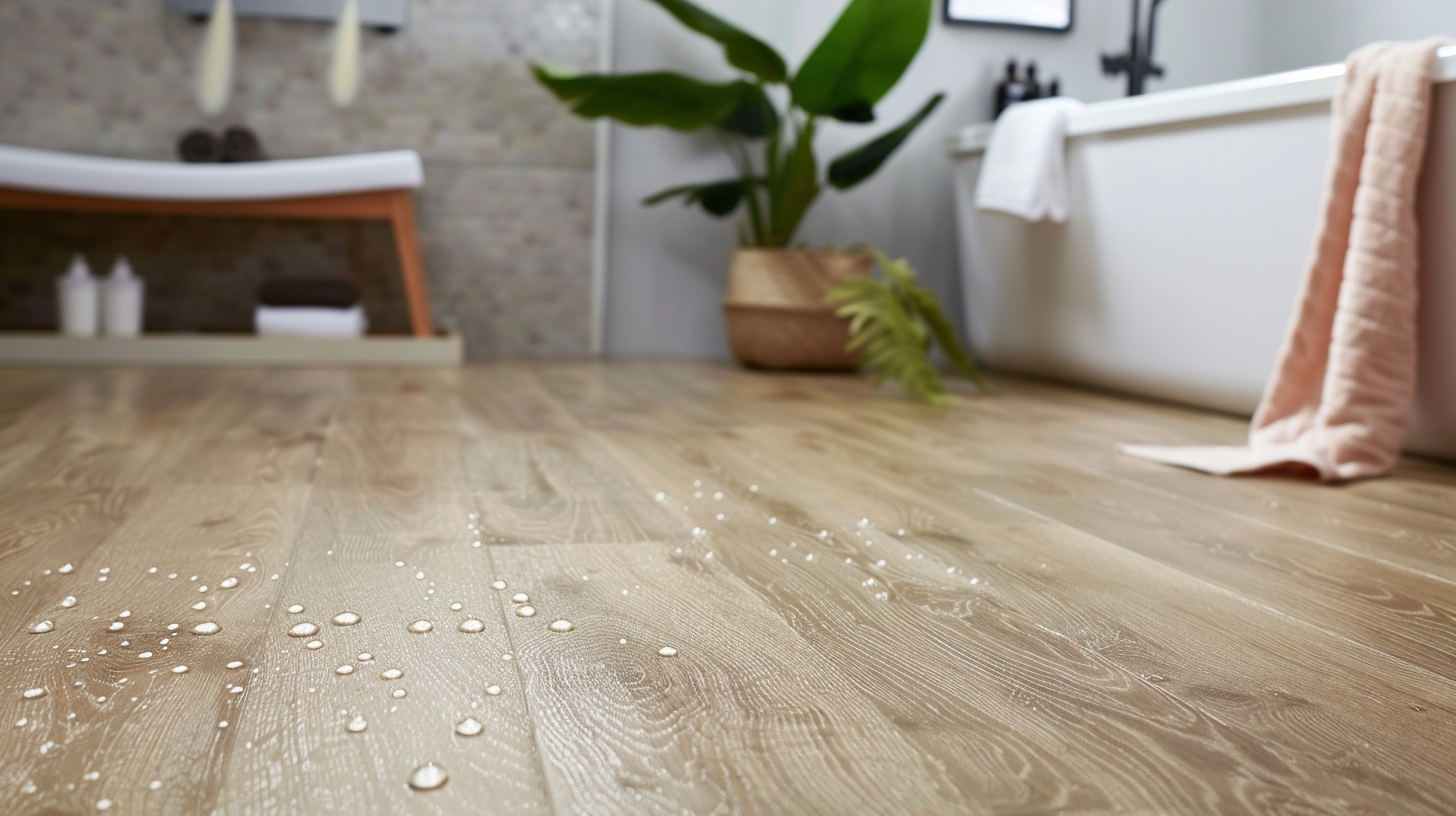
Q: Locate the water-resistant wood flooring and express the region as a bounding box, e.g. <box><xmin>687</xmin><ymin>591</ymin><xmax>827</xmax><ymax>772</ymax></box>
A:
<box><xmin>2</xmin><ymin>363</ymin><xmax>1455</xmax><ymax>815</ymax></box>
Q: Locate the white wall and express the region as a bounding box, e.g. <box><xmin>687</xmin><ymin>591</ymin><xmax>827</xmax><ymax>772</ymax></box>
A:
<box><xmin>603</xmin><ymin>0</ymin><xmax>1456</xmax><ymax>359</ymax></box>
<box><xmin>1256</xmin><ymin>0</ymin><xmax>1456</xmax><ymax>75</ymax></box>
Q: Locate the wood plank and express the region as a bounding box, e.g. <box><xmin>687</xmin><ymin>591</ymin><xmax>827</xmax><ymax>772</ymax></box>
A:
<box><xmin>211</xmin><ymin>370</ymin><xmax>553</xmax><ymax>815</ymax></box>
<box><xmin>598</xmin><ymin>421</ymin><xmax>1456</xmax><ymax>815</ymax></box>
<box><xmin>489</xmin><ymin>541</ymin><xmax>963</xmax><ymax>816</ymax></box>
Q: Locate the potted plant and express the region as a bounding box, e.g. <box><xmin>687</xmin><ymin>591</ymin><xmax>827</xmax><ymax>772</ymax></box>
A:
<box><xmin>534</xmin><ymin>0</ymin><xmax>943</xmax><ymax>369</ymax></box>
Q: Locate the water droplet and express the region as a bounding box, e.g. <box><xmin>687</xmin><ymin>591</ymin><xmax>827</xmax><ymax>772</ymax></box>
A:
<box><xmin>226</xmin><ymin>661</ymin><xmax>244</xmax><ymax>669</ymax></box>
<box><xmin>407</xmin><ymin>620</ymin><xmax>433</xmax><ymax>634</ymax></box>
<box><xmin>408</xmin><ymin>763</ymin><xmax>448</xmax><ymax>791</ymax></box>
<box><xmin>191</xmin><ymin>601</ymin><xmax>206</xmax><ymax>611</ymax></box>
<box><xmin>491</xmin><ymin>580</ymin><xmax>507</xmax><ymax>590</ymax></box>
<box><xmin>485</xmin><ymin>685</ymin><xmax>502</xmax><ymax>696</ymax></box>
<box><xmin>449</xmin><ymin>602</ymin><xmax>463</xmax><ymax>611</ymax></box>
<box><xmin>357</xmin><ymin>652</ymin><xmax>373</xmax><ymax>662</ymax></box>
<box><xmin>380</xmin><ymin>668</ymin><xmax>404</xmax><ymax>680</ymax></box>
<box><xmin>331</xmin><ymin>612</ymin><xmax>361</xmax><ymax>627</ymax></box>
<box><xmin>139</xmin><ymin>651</ymin><xmax>153</xmax><ymax>659</ymax></box>
<box><xmin>219</xmin><ymin>577</ymin><xmax>238</xmax><ymax>589</ymax></box>
<box><xmin>305</xmin><ymin>640</ymin><xmax>324</xmax><ymax>650</ymax></box>
<box><xmin>58</xmin><ymin>563</ymin><xmax>74</xmax><ymax>574</ymax></box>
<box><xmin>335</xmin><ymin>665</ymin><xmax>354</xmax><ymax>675</ymax></box>
<box><xmin>166</xmin><ymin>623</ymin><xmax>178</xmax><ymax>630</ymax></box>
<box><xmin>515</xmin><ymin>606</ymin><xmax>536</xmax><ymax>618</ymax></box>
<box><xmin>22</xmin><ymin>687</ymin><xmax>46</xmax><ymax>699</ymax></box>
<box><xmin>217</xmin><ymin>720</ymin><xmax>228</xmax><ymax>729</ymax></box>
<box><xmin>193</xmin><ymin>622</ymin><xmax>220</xmax><ymax>636</ymax></box>
<box><xmin>510</xmin><ymin>593</ymin><xmax>529</xmax><ymax>604</ymax></box>
<box><xmin>60</xmin><ymin>596</ymin><xmax>77</xmax><ymax>609</ymax></box>
<box><xmin>454</xmin><ymin>716</ymin><xmax>483</xmax><ymax>736</ymax></box>
<box><xmin>658</xmin><ymin>646</ymin><xmax>678</xmax><ymax>657</ymax></box>
<box><xmin>391</xmin><ymin>688</ymin><xmax>407</xmax><ymax>699</ymax></box>
<box><xmin>96</xmin><ymin>799</ymin><xmax>112</xmax><ymax>811</ymax></box>
<box><xmin>414</xmin><ymin>571</ymin><xmax>424</xmax><ymax>580</ymax></box>
<box><xmin>548</xmin><ymin>619</ymin><xmax>575</xmax><ymax>633</ymax></box>
<box><xmin>287</xmin><ymin>604</ymin><xmax>304</xmax><ymax>614</ymax></box>
<box><xmin>288</xmin><ymin>622</ymin><xmax>320</xmax><ymax>638</ymax></box>
<box><xmin>171</xmin><ymin>665</ymin><xmax>188</xmax><ymax>674</ymax></box>
<box><xmin>28</xmin><ymin>620</ymin><xmax>54</xmax><ymax>634</ymax></box>
<box><xmin>15</xmin><ymin>717</ymin><xmax>26</xmax><ymax>727</ymax></box>
<box><xmin>654</xmin><ymin>492</ymin><xmax>665</xmax><ymax>502</ymax></box>
<box><xmin>457</xmin><ymin>618</ymin><xmax>485</xmax><ymax>633</ymax></box>
<box><xmin>346</xmin><ymin>714</ymin><xmax>367</xmax><ymax>733</ymax></box>
<box><xmin>106</xmin><ymin>621</ymin><xmax>124</xmax><ymax>632</ymax></box>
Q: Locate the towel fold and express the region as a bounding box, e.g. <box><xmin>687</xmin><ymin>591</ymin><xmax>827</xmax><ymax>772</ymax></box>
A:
<box><xmin>974</xmin><ymin>97</ymin><xmax>1084</xmax><ymax>223</ymax></box>
<box><xmin>255</xmin><ymin>304</ymin><xmax>367</xmax><ymax>338</ymax></box>
<box><xmin>1122</xmin><ymin>38</ymin><xmax>1452</xmax><ymax>482</ymax></box>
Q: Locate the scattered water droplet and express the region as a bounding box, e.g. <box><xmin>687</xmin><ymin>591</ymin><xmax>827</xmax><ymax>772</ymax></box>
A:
<box><xmin>190</xmin><ymin>601</ymin><xmax>207</xmax><ymax>611</ymax></box>
<box><xmin>219</xmin><ymin>577</ymin><xmax>238</xmax><ymax>589</ymax></box>
<box><xmin>331</xmin><ymin>612</ymin><xmax>361</xmax><ymax>626</ymax></box>
<box><xmin>491</xmin><ymin>580</ymin><xmax>507</xmax><ymax>590</ymax></box>
<box><xmin>407</xmin><ymin>620</ymin><xmax>433</xmax><ymax>634</ymax></box>
<box><xmin>346</xmin><ymin>714</ymin><xmax>368</xmax><ymax>732</ymax></box>
<box><xmin>96</xmin><ymin>799</ymin><xmax>112</xmax><ymax>811</ymax></box>
<box><xmin>454</xmin><ymin>717</ymin><xmax>483</xmax><ymax>737</ymax></box>
<box><xmin>149</xmin><ymin>780</ymin><xmax>162</xmax><ymax>790</ymax></box>
<box><xmin>58</xmin><ymin>563</ymin><xmax>74</xmax><ymax>574</ymax></box>
<box><xmin>658</xmin><ymin>646</ymin><xmax>678</xmax><ymax>657</ymax></box>
<box><xmin>515</xmin><ymin>605</ymin><xmax>536</xmax><ymax>618</ymax></box>
<box><xmin>60</xmin><ymin>596</ymin><xmax>77</xmax><ymax>609</ymax></box>
<box><xmin>287</xmin><ymin>604</ymin><xmax>304</xmax><ymax>614</ymax></box>
<box><xmin>193</xmin><ymin>622</ymin><xmax>220</xmax><ymax>636</ymax></box>
<box><xmin>22</xmin><ymin>688</ymin><xmax>46</xmax><ymax>699</ymax></box>
<box><xmin>226</xmin><ymin>661</ymin><xmax>244</xmax><ymax>669</ymax></box>
<box><xmin>357</xmin><ymin>652</ymin><xmax>373</xmax><ymax>662</ymax></box>
<box><xmin>305</xmin><ymin>640</ymin><xmax>324</xmax><ymax>650</ymax></box>
<box><xmin>548</xmin><ymin>619</ymin><xmax>575</xmax><ymax>633</ymax></box>
<box><xmin>335</xmin><ymin>665</ymin><xmax>354</xmax><ymax>675</ymax></box>
<box><xmin>380</xmin><ymin>668</ymin><xmax>404</xmax><ymax>680</ymax></box>
<box><xmin>391</xmin><ymin>688</ymin><xmax>407</xmax><ymax>699</ymax></box>
<box><xmin>485</xmin><ymin>685</ymin><xmax>502</xmax><ymax>696</ymax></box>
<box><xmin>15</xmin><ymin>717</ymin><xmax>27</xmax><ymax>727</ymax></box>
<box><xmin>408</xmin><ymin>763</ymin><xmax>448</xmax><ymax>791</ymax></box>
<box><xmin>414</xmin><ymin>571</ymin><xmax>425</xmax><ymax>580</ymax></box>
<box><xmin>449</xmin><ymin>602</ymin><xmax>463</xmax><ymax>611</ymax></box>
<box><xmin>28</xmin><ymin>620</ymin><xmax>54</xmax><ymax>634</ymax></box>
<box><xmin>457</xmin><ymin>618</ymin><xmax>485</xmax><ymax>633</ymax></box>
<box><xmin>138</xmin><ymin>651</ymin><xmax>153</xmax><ymax>659</ymax></box>
<box><xmin>288</xmin><ymin>623</ymin><xmax>320</xmax><ymax>638</ymax></box>
<box><xmin>510</xmin><ymin>593</ymin><xmax>529</xmax><ymax>604</ymax></box>
<box><xmin>171</xmin><ymin>665</ymin><xmax>188</xmax><ymax>674</ymax></box>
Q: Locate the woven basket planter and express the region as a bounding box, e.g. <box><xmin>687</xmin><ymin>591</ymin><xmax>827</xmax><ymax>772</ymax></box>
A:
<box><xmin>723</xmin><ymin>249</ymin><xmax>873</xmax><ymax>370</ymax></box>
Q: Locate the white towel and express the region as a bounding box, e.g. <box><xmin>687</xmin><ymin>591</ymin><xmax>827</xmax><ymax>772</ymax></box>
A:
<box><xmin>975</xmin><ymin>97</ymin><xmax>1084</xmax><ymax>223</ymax></box>
<box><xmin>255</xmin><ymin>304</ymin><xmax>367</xmax><ymax>338</ymax></box>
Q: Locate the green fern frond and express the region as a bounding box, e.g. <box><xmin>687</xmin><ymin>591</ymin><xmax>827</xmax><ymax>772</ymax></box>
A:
<box><xmin>825</xmin><ymin>245</ymin><xmax>990</xmax><ymax>405</ymax></box>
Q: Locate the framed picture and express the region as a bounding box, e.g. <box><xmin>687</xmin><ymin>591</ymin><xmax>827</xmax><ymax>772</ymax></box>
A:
<box><xmin>944</xmin><ymin>0</ymin><xmax>1074</xmax><ymax>32</ymax></box>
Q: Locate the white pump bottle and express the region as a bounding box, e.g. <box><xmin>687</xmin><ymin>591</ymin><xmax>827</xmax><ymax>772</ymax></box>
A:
<box><xmin>103</xmin><ymin>256</ymin><xmax>145</xmax><ymax>337</ymax></box>
<box><xmin>57</xmin><ymin>254</ymin><xmax>99</xmax><ymax>337</ymax></box>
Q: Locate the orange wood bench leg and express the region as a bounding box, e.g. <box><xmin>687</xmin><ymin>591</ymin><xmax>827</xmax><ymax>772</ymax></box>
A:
<box><xmin>388</xmin><ymin>190</ymin><xmax>435</xmax><ymax>337</ymax></box>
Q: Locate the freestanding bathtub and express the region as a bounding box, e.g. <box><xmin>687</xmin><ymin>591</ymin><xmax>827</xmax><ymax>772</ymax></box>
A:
<box><xmin>951</xmin><ymin>46</ymin><xmax>1456</xmax><ymax>460</ymax></box>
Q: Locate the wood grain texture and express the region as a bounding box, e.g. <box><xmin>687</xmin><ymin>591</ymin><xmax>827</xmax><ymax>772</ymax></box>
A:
<box><xmin>2</xmin><ymin>363</ymin><xmax>1455</xmax><ymax>815</ymax></box>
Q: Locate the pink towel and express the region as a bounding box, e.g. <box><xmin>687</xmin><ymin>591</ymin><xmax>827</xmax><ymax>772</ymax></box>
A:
<box><xmin>1122</xmin><ymin>39</ymin><xmax>1452</xmax><ymax>482</ymax></box>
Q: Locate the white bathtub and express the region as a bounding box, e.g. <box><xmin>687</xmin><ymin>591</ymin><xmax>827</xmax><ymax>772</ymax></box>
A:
<box><xmin>951</xmin><ymin>47</ymin><xmax>1456</xmax><ymax>460</ymax></box>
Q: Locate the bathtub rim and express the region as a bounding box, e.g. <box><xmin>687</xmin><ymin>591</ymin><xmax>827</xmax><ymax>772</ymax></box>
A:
<box><xmin>949</xmin><ymin>44</ymin><xmax>1456</xmax><ymax>157</ymax></box>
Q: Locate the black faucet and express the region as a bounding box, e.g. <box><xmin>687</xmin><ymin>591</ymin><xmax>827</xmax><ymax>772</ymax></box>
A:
<box><xmin>1101</xmin><ymin>0</ymin><xmax>1167</xmax><ymax>96</ymax></box>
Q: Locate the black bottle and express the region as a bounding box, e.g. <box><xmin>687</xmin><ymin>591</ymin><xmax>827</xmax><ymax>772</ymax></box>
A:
<box><xmin>994</xmin><ymin>59</ymin><xmax>1033</xmax><ymax>118</ymax></box>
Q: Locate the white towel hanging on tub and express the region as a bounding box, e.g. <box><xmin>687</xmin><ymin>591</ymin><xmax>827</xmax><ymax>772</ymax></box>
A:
<box><xmin>975</xmin><ymin>97</ymin><xmax>1084</xmax><ymax>222</ymax></box>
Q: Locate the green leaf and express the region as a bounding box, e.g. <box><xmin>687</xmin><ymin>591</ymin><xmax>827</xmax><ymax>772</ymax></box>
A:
<box><xmin>828</xmin><ymin>93</ymin><xmax>943</xmax><ymax>190</ymax></box>
<box><xmin>827</xmin><ymin>244</ymin><xmax>990</xmax><ymax>404</ymax></box>
<box><xmin>768</xmin><ymin>120</ymin><xmax>821</xmax><ymax>246</ymax></box>
<box><xmin>642</xmin><ymin>178</ymin><xmax>751</xmax><ymax>216</ymax></box>
<box><xmin>791</xmin><ymin>0</ymin><xmax>933</xmax><ymax>119</ymax></box>
<box><xmin>719</xmin><ymin>83</ymin><xmax>779</xmax><ymax>138</ymax></box>
<box><xmin>533</xmin><ymin>64</ymin><xmax>744</xmax><ymax>130</ymax></box>
<box><xmin>644</xmin><ymin>0</ymin><xmax>787</xmax><ymax>83</ymax></box>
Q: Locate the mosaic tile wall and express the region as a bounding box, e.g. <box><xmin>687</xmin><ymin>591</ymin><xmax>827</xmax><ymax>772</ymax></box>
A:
<box><xmin>0</xmin><ymin>0</ymin><xmax>599</xmax><ymax>357</ymax></box>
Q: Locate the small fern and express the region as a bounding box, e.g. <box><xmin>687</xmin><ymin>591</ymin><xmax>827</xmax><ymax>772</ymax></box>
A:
<box><xmin>825</xmin><ymin>246</ymin><xmax>990</xmax><ymax>405</ymax></box>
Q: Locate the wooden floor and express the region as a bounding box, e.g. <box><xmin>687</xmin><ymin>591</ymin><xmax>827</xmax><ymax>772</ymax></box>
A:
<box><xmin>2</xmin><ymin>363</ymin><xmax>1455</xmax><ymax>816</ymax></box>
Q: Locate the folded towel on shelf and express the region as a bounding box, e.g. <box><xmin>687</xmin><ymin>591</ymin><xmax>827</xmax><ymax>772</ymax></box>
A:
<box><xmin>255</xmin><ymin>304</ymin><xmax>367</xmax><ymax>338</ymax></box>
<box><xmin>1120</xmin><ymin>38</ymin><xmax>1453</xmax><ymax>482</ymax></box>
<box><xmin>974</xmin><ymin>97</ymin><xmax>1084</xmax><ymax>223</ymax></box>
